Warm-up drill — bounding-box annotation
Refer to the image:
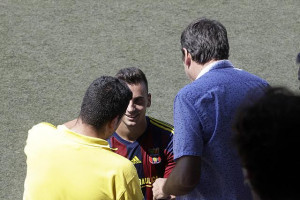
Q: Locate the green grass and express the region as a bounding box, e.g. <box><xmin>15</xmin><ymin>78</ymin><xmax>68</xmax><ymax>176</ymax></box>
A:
<box><xmin>1</xmin><ymin>0</ymin><xmax>299</xmax><ymax>199</ymax></box>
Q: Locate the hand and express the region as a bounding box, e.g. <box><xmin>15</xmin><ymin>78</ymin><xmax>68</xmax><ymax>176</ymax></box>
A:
<box><xmin>169</xmin><ymin>195</ymin><xmax>176</xmax><ymax>199</ymax></box>
<box><xmin>152</xmin><ymin>178</ymin><xmax>169</xmax><ymax>200</ymax></box>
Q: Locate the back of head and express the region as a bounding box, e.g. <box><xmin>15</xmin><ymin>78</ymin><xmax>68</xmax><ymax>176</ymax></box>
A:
<box><xmin>115</xmin><ymin>67</ymin><xmax>148</xmax><ymax>92</ymax></box>
<box><xmin>181</xmin><ymin>18</ymin><xmax>229</xmax><ymax>64</ymax></box>
<box><xmin>234</xmin><ymin>87</ymin><xmax>300</xmax><ymax>200</ymax></box>
<box><xmin>79</xmin><ymin>76</ymin><xmax>132</xmax><ymax>129</ymax></box>
<box><xmin>296</xmin><ymin>52</ymin><xmax>300</xmax><ymax>81</ymax></box>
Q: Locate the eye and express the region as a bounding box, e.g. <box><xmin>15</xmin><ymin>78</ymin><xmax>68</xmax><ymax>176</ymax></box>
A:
<box><xmin>134</xmin><ymin>97</ymin><xmax>145</xmax><ymax>105</ymax></box>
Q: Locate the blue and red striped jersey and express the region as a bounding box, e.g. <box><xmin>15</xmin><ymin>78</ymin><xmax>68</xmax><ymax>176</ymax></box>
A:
<box><xmin>108</xmin><ymin>116</ymin><xmax>175</xmax><ymax>200</ymax></box>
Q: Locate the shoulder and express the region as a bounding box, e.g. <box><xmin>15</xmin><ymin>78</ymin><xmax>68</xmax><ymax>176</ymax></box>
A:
<box><xmin>233</xmin><ymin>68</ymin><xmax>268</xmax><ymax>82</ymax></box>
<box><xmin>176</xmin><ymin>79</ymin><xmax>210</xmax><ymax>103</ymax></box>
<box><xmin>177</xmin><ymin>82</ymin><xmax>197</xmax><ymax>96</ymax></box>
<box><xmin>26</xmin><ymin>123</ymin><xmax>59</xmax><ymax>150</ymax></box>
<box><xmin>28</xmin><ymin>122</ymin><xmax>57</xmax><ymax>135</ymax></box>
<box><xmin>32</xmin><ymin>122</ymin><xmax>56</xmax><ymax>129</ymax></box>
<box><xmin>210</xmin><ymin>65</ymin><xmax>268</xmax><ymax>87</ymax></box>
<box><xmin>147</xmin><ymin>116</ymin><xmax>174</xmax><ymax>135</ymax></box>
<box><xmin>109</xmin><ymin>152</ymin><xmax>138</xmax><ymax>175</ymax></box>
<box><xmin>108</xmin><ymin>149</ymin><xmax>132</xmax><ymax>165</ymax></box>
<box><xmin>175</xmin><ymin>81</ymin><xmax>213</xmax><ymax>109</ymax></box>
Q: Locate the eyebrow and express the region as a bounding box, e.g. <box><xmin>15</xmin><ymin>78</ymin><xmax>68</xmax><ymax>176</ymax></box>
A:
<box><xmin>132</xmin><ymin>96</ymin><xmax>145</xmax><ymax>100</ymax></box>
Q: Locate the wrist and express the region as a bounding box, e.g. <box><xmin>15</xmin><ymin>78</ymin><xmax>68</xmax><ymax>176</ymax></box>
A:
<box><xmin>162</xmin><ymin>180</ymin><xmax>169</xmax><ymax>195</ymax></box>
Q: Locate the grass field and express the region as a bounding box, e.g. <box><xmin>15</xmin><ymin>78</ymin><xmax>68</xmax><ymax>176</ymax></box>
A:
<box><xmin>1</xmin><ymin>0</ymin><xmax>299</xmax><ymax>199</ymax></box>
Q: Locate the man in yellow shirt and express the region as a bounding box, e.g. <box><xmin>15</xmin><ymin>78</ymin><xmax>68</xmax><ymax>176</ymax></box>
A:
<box><xmin>23</xmin><ymin>76</ymin><xmax>144</xmax><ymax>200</ymax></box>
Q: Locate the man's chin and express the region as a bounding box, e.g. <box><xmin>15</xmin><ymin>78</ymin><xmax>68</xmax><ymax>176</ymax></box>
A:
<box><xmin>123</xmin><ymin>117</ymin><xmax>138</xmax><ymax>126</ymax></box>
<box><xmin>123</xmin><ymin>121</ymin><xmax>138</xmax><ymax>127</ymax></box>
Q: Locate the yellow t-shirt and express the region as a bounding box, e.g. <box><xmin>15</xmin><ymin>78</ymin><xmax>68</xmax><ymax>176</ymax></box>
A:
<box><xmin>23</xmin><ymin>122</ymin><xmax>143</xmax><ymax>200</ymax></box>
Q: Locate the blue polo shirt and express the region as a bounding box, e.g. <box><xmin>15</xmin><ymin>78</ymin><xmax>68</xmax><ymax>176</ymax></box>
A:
<box><xmin>173</xmin><ymin>60</ymin><xmax>269</xmax><ymax>200</ymax></box>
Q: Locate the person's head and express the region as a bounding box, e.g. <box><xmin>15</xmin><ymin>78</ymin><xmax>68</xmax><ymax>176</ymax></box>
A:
<box><xmin>115</xmin><ymin>67</ymin><xmax>151</xmax><ymax>127</ymax></box>
<box><xmin>181</xmin><ymin>17</ymin><xmax>229</xmax><ymax>65</ymax></box>
<box><xmin>296</xmin><ymin>52</ymin><xmax>300</xmax><ymax>81</ymax></box>
<box><xmin>79</xmin><ymin>76</ymin><xmax>132</xmax><ymax>131</ymax></box>
<box><xmin>234</xmin><ymin>87</ymin><xmax>300</xmax><ymax>200</ymax></box>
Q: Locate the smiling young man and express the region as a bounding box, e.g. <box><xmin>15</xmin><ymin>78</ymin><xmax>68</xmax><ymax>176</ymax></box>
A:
<box><xmin>107</xmin><ymin>67</ymin><xmax>175</xmax><ymax>200</ymax></box>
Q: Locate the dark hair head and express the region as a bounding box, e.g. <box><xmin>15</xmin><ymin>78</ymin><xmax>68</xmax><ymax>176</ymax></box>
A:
<box><xmin>115</xmin><ymin>67</ymin><xmax>148</xmax><ymax>92</ymax></box>
<box><xmin>181</xmin><ymin>18</ymin><xmax>229</xmax><ymax>64</ymax></box>
<box><xmin>234</xmin><ymin>87</ymin><xmax>300</xmax><ymax>200</ymax></box>
<box><xmin>79</xmin><ymin>76</ymin><xmax>132</xmax><ymax>129</ymax></box>
<box><xmin>297</xmin><ymin>53</ymin><xmax>300</xmax><ymax>81</ymax></box>
<box><xmin>296</xmin><ymin>52</ymin><xmax>300</xmax><ymax>64</ymax></box>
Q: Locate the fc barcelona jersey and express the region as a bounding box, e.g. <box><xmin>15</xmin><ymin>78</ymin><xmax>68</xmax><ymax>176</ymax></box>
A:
<box><xmin>108</xmin><ymin>116</ymin><xmax>175</xmax><ymax>200</ymax></box>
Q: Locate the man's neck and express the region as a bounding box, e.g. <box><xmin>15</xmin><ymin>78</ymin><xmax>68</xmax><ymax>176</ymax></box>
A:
<box><xmin>116</xmin><ymin>118</ymin><xmax>147</xmax><ymax>142</ymax></box>
<box><xmin>193</xmin><ymin>59</ymin><xmax>218</xmax><ymax>80</ymax></box>
<box><xmin>68</xmin><ymin>118</ymin><xmax>105</xmax><ymax>139</ymax></box>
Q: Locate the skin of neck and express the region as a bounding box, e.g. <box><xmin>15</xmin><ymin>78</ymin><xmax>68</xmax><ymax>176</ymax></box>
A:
<box><xmin>67</xmin><ymin>118</ymin><xmax>108</xmax><ymax>140</ymax></box>
<box><xmin>115</xmin><ymin>116</ymin><xmax>147</xmax><ymax>142</ymax></box>
<box><xmin>189</xmin><ymin>59</ymin><xmax>217</xmax><ymax>81</ymax></box>
<box><xmin>183</xmin><ymin>48</ymin><xmax>217</xmax><ymax>81</ymax></box>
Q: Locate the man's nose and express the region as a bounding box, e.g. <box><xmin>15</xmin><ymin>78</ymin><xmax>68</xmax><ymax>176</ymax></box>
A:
<box><xmin>127</xmin><ymin>101</ymin><xmax>135</xmax><ymax>112</ymax></box>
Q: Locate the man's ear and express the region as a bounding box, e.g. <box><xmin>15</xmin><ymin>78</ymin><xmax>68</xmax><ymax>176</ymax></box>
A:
<box><xmin>147</xmin><ymin>93</ymin><xmax>151</xmax><ymax>107</ymax></box>
<box><xmin>108</xmin><ymin>116</ymin><xmax>120</xmax><ymax>131</ymax></box>
<box><xmin>242</xmin><ymin>168</ymin><xmax>252</xmax><ymax>187</ymax></box>
<box><xmin>103</xmin><ymin>116</ymin><xmax>120</xmax><ymax>139</ymax></box>
<box><xmin>183</xmin><ymin>48</ymin><xmax>191</xmax><ymax>68</ymax></box>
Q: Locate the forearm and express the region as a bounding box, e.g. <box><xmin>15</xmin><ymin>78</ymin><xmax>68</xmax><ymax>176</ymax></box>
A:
<box><xmin>163</xmin><ymin>167</ymin><xmax>198</xmax><ymax>195</ymax></box>
<box><xmin>153</xmin><ymin>156</ymin><xmax>201</xmax><ymax>199</ymax></box>
<box><xmin>163</xmin><ymin>156</ymin><xmax>201</xmax><ymax>196</ymax></box>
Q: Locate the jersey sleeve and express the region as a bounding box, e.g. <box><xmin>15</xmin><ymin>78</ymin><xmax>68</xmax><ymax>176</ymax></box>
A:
<box><xmin>163</xmin><ymin>134</ymin><xmax>176</xmax><ymax>178</ymax></box>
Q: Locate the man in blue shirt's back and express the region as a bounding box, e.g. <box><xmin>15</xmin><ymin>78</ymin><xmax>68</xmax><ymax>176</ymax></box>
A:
<box><xmin>153</xmin><ymin>18</ymin><xmax>269</xmax><ymax>200</ymax></box>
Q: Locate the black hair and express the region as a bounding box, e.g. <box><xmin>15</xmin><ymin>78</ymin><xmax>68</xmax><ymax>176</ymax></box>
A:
<box><xmin>234</xmin><ymin>87</ymin><xmax>300</xmax><ymax>200</ymax></box>
<box><xmin>115</xmin><ymin>67</ymin><xmax>148</xmax><ymax>92</ymax></box>
<box><xmin>296</xmin><ymin>52</ymin><xmax>300</xmax><ymax>64</ymax></box>
<box><xmin>79</xmin><ymin>76</ymin><xmax>132</xmax><ymax>130</ymax></box>
<box><xmin>181</xmin><ymin>18</ymin><xmax>229</xmax><ymax>64</ymax></box>
<box><xmin>296</xmin><ymin>52</ymin><xmax>300</xmax><ymax>81</ymax></box>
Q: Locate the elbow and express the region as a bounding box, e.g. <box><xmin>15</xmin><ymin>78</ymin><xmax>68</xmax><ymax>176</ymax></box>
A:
<box><xmin>176</xmin><ymin>156</ymin><xmax>201</xmax><ymax>195</ymax></box>
<box><xmin>168</xmin><ymin>170</ymin><xmax>200</xmax><ymax>196</ymax></box>
<box><xmin>178</xmin><ymin>173</ymin><xmax>200</xmax><ymax>193</ymax></box>
<box><xmin>166</xmin><ymin>156</ymin><xmax>201</xmax><ymax>196</ymax></box>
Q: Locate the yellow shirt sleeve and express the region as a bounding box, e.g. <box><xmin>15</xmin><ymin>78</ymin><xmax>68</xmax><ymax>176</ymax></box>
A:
<box><xmin>119</xmin><ymin>169</ymin><xmax>144</xmax><ymax>200</ymax></box>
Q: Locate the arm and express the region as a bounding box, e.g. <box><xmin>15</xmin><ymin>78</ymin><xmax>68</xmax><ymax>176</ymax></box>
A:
<box><xmin>153</xmin><ymin>91</ymin><xmax>203</xmax><ymax>198</ymax></box>
<box><xmin>120</xmin><ymin>164</ymin><xmax>144</xmax><ymax>200</ymax></box>
<box><xmin>121</xmin><ymin>176</ymin><xmax>144</xmax><ymax>200</ymax></box>
<box><xmin>164</xmin><ymin>156</ymin><xmax>201</xmax><ymax>195</ymax></box>
<box><xmin>153</xmin><ymin>156</ymin><xmax>201</xmax><ymax>199</ymax></box>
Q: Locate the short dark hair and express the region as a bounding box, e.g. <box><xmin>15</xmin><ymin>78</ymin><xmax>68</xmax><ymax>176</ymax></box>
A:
<box><xmin>181</xmin><ymin>18</ymin><xmax>229</xmax><ymax>64</ymax></box>
<box><xmin>296</xmin><ymin>52</ymin><xmax>300</xmax><ymax>81</ymax></box>
<box><xmin>296</xmin><ymin>52</ymin><xmax>300</xmax><ymax>64</ymax></box>
<box><xmin>115</xmin><ymin>67</ymin><xmax>148</xmax><ymax>92</ymax></box>
<box><xmin>234</xmin><ymin>87</ymin><xmax>300</xmax><ymax>200</ymax></box>
<box><xmin>79</xmin><ymin>76</ymin><xmax>132</xmax><ymax>129</ymax></box>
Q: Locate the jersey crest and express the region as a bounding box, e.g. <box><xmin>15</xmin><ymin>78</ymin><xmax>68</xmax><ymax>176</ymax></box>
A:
<box><xmin>148</xmin><ymin>147</ymin><xmax>161</xmax><ymax>164</ymax></box>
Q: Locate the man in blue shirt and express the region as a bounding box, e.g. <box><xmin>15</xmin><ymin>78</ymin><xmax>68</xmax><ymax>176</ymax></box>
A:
<box><xmin>153</xmin><ymin>18</ymin><xmax>269</xmax><ymax>200</ymax></box>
